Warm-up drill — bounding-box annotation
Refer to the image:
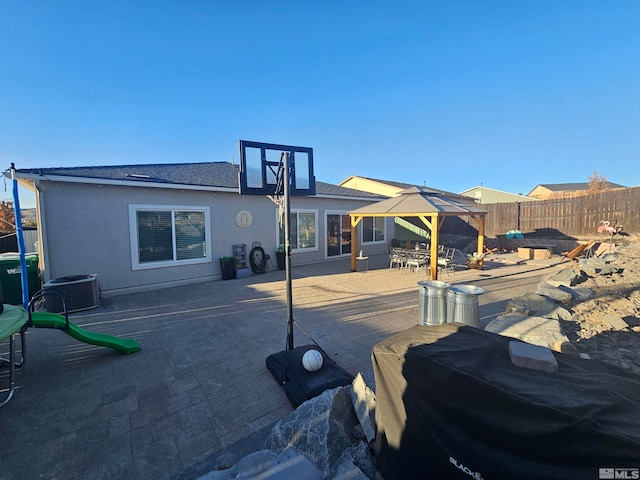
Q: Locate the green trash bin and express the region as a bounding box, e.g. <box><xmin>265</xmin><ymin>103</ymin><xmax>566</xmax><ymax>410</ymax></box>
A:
<box><xmin>0</xmin><ymin>253</ymin><xmax>40</xmax><ymax>305</ymax></box>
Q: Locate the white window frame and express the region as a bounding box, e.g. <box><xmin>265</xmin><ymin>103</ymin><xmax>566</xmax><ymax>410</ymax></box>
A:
<box><xmin>129</xmin><ymin>204</ymin><xmax>212</xmax><ymax>270</ymax></box>
<box><xmin>360</xmin><ymin>216</ymin><xmax>386</xmax><ymax>245</ymax></box>
<box><xmin>276</xmin><ymin>208</ymin><xmax>319</xmax><ymax>253</ymax></box>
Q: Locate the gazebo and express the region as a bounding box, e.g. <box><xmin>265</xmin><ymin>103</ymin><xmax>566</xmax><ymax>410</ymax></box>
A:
<box><xmin>349</xmin><ymin>186</ymin><xmax>489</xmax><ymax>280</ymax></box>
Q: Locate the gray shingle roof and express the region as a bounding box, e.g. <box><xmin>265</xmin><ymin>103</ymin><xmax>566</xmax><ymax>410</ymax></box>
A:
<box><xmin>17</xmin><ymin>162</ymin><xmax>383</xmax><ymax>199</ymax></box>
<box><xmin>538</xmin><ymin>182</ymin><xmax>626</xmax><ymax>191</ymax></box>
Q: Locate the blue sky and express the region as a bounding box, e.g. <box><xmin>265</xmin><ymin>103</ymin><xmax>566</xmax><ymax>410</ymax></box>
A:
<box><xmin>1</xmin><ymin>1</ymin><xmax>639</xmax><ymax>209</ymax></box>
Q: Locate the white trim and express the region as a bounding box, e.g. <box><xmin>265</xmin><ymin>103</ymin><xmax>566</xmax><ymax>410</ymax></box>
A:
<box><xmin>128</xmin><ymin>204</ymin><xmax>212</xmax><ymax>270</ymax></box>
<box><xmin>276</xmin><ymin>208</ymin><xmax>319</xmax><ymax>253</ymax></box>
<box><xmin>360</xmin><ymin>215</ymin><xmax>387</xmax><ymax>245</ymax></box>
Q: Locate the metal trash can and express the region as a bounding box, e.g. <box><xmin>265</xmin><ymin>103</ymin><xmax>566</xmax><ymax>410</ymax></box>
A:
<box><xmin>446</xmin><ymin>285</ymin><xmax>486</xmax><ymax>328</ymax></box>
<box><xmin>418</xmin><ymin>280</ymin><xmax>450</xmax><ymax>326</ymax></box>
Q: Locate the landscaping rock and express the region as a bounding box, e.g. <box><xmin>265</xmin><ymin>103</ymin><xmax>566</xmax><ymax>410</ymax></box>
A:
<box><xmin>197</xmin><ymin>448</ymin><xmax>322</xmax><ymax>480</ymax></box>
<box><xmin>509</xmin><ymin>341</ymin><xmax>558</xmax><ymax>373</ymax></box>
<box><xmin>535</xmin><ymin>282</ymin><xmax>574</xmax><ymax>304</ymax></box>
<box><xmin>601</xmin><ymin>314</ymin><xmax>629</xmax><ymax>331</ymax></box>
<box><xmin>349</xmin><ymin>373</ymin><xmax>377</xmax><ymax>444</ymax></box>
<box><xmin>547</xmin><ymin>267</ymin><xmax>585</xmax><ymax>287</ymax></box>
<box><xmin>265</xmin><ymin>386</ymin><xmax>360</xmax><ymax>479</ymax></box>
<box><xmin>570</xmin><ymin>287</ymin><xmax>595</xmax><ymax>302</ymax></box>
<box><xmin>485</xmin><ymin>315</ymin><xmax>571</xmax><ymax>352</ymax></box>
<box><xmin>335</xmin><ymin>442</ymin><xmax>376</xmax><ymax>480</ymax></box>
<box><xmin>505</xmin><ymin>293</ymin><xmax>573</xmax><ymax>320</ymax></box>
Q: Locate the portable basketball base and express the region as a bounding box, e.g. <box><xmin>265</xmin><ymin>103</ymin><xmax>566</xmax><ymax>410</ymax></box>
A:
<box><xmin>238</xmin><ymin>141</ymin><xmax>353</xmax><ymax>407</ymax></box>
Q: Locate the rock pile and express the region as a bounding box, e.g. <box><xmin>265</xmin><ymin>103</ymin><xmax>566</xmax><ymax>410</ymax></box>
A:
<box><xmin>486</xmin><ymin>235</ymin><xmax>640</xmax><ymax>374</ymax></box>
<box><xmin>197</xmin><ymin>373</ymin><xmax>379</xmax><ymax>480</ymax></box>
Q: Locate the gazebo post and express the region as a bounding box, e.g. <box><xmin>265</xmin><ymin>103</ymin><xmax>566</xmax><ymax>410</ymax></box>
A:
<box><xmin>475</xmin><ymin>215</ymin><xmax>486</xmax><ymax>268</ymax></box>
<box><xmin>350</xmin><ymin>215</ymin><xmax>362</xmax><ymax>272</ymax></box>
<box><xmin>429</xmin><ymin>214</ymin><xmax>439</xmax><ymax>280</ymax></box>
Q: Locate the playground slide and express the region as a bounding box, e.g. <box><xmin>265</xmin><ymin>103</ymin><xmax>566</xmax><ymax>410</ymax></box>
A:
<box><xmin>30</xmin><ymin>312</ymin><xmax>141</xmax><ymax>354</ymax></box>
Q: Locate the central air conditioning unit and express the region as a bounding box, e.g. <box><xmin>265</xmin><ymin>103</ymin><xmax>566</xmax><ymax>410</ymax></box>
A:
<box><xmin>43</xmin><ymin>274</ymin><xmax>100</xmax><ymax>313</ymax></box>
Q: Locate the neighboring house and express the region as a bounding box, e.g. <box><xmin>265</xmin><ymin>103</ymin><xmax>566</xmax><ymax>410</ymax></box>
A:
<box><xmin>458</xmin><ymin>186</ymin><xmax>537</xmax><ymax>204</ymax></box>
<box><xmin>339</xmin><ymin>176</ymin><xmax>475</xmax><ymax>241</ymax></box>
<box><xmin>339</xmin><ymin>176</ymin><xmax>413</xmax><ymax>197</ymax></box>
<box><xmin>528</xmin><ymin>182</ymin><xmax>626</xmax><ymax>200</ymax></box>
<box><xmin>339</xmin><ymin>175</ymin><xmax>470</xmax><ymax>202</ymax></box>
<box><xmin>11</xmin><ymin>162</ymin><xmax>391</xmax><ymax>296</ymax></box>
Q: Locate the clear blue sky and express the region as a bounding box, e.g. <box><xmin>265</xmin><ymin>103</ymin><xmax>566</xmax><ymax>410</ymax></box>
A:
<box><xmin>2</xmin><ymin>1</ymin><xmax>639</xmax><ymax>209</ymax></box>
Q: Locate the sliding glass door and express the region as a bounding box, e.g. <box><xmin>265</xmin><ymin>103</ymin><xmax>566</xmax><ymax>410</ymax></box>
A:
<box><xmin>327</xmin><ymin>213</ymin><xmax>352</xmax><ymax>257</ymax></box>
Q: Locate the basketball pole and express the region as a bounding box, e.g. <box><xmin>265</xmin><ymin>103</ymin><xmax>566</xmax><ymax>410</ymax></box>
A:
<box><xmin>283</xmin><ymin>152</ymin><xmax>295</xmax><ymax>350</ymax></box>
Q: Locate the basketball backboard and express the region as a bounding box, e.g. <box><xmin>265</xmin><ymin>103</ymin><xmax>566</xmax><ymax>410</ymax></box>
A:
<box><xmin>238</xmin><ymin>140</ymin><xmax>316</xmax><ymax>196</ymax></box>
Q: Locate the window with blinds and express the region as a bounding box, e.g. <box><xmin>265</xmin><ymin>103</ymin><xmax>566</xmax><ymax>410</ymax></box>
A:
<box><xmin>129</xmin><ymin>205</ymin><xmax>210</xmax><ymax>270</ymax></box>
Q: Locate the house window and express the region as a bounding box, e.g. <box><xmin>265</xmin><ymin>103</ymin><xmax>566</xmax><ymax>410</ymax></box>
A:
<box><xmin>361</xmin><ymin>216</ymin><xmax>385</xmax><ymax>244</ymax></box>
<box><xmin>278</xmin><ymin>210</ymin><xmax>318</xmax><ymax>251</ymax></box>
<box><xmin>129</xmin><ymin>205</ymin><xmax>211</xmax><ymax>270</ymax></box>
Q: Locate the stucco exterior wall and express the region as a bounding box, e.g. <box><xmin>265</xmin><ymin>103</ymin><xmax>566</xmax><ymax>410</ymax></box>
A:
<box><xmin>36</xmin><ymin>181</ymin><xmax>388</xmax><ymax>295</ymax></box>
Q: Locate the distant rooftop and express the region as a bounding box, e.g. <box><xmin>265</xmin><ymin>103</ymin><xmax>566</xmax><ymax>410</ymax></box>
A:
<box><xmin>532</xmin><ymin>182</ymin><xmax>626</xmax><ymax>192</ymax></box>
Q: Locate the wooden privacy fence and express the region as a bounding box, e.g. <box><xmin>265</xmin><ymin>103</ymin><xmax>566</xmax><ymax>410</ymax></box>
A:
<box><xmin>480</xmin><ymin>187</ymin><xmax>640</xmax><ymax>237</ymax></box>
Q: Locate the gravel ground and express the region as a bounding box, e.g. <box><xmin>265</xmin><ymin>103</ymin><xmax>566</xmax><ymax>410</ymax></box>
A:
<box><xmin>561</xmin><ymin>234</ymin><xmax>640</xmax><ymax>373</ymax></box>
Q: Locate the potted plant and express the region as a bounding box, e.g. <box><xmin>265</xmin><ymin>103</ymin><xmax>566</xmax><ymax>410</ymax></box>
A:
<box><xmin>275</xmin><ymin>245</ymin><xmax>286</xmax><ymax>270</ymax></box>
<box><xmin>220</xmin><ymin>256</ymin><xmax>236</xmax><ymax>280</ymax></box>
<box><xmin>466</xmin><ymin>252</ymin><xmax>484</xmax><ymax>270</ymax></box>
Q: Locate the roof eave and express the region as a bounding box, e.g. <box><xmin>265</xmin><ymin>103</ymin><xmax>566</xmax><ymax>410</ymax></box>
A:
<box><xmin>12</xmin><ymin>172</ymin><xmax>238</xmax><ymax>193</ymax></box>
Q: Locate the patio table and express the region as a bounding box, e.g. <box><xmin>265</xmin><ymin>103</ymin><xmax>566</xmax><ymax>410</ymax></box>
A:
<box><xmin>0</xmin><ymin>304</ymin><xmax>28</xmax><ymax>407</ymax></box>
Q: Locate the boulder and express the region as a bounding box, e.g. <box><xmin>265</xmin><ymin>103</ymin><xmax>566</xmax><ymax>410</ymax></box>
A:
<box><xmin>335</xmin><ymin>442</ymin><xmax>376</xmax><ymax>480</ymax></box>
<box><xmin>547</xmin><ymin>267</ymin><xmax>586</xmax><ymax>287</ymax></box>
<box><xmin>579</xmin><ymin>256</ymin><xmax>619</xmax><ymax>276</ymax></box>
<box><xmin>505</xmin><ymin>293</ymin><xmax>573</xmax><ymax>321</ymax></box>
<box><xmin>197</xmin><ymin>448</ymin><xmax>322</xmax><ymax>480</ymax></box>
<box><xmin>601</xmin><ymin>314</ymin><xmax>629</xmax><ymax>331</ymax></box>
<box><xmin>485</xmin><ymin>315</ymin><xmax>571</xmax><ymax>352</ymax></box>
<box><xmin>570</xmin><ymin>287</ymin><xmax>595</xmax><ymax>302</ymax></box>
<box><xmin>349</xmin><ymin>373</ymin><xmax>376</xmax><ymax>444</ymax></box>
<box><xmin>265</xmin><ymin>386</ymin><xmax>360</xmax><ymax>479</ymax></box>
<box><xmin>535</xmin><ymin>282</ymin><xmax>574</xmax><ymax>304</ymax></box>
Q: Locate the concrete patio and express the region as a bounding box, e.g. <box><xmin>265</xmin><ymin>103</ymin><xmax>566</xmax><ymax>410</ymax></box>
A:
<box><xmin>0</xmin><ymin>252</ymin><xmax>567</xmax><ymax>480</ymax></box>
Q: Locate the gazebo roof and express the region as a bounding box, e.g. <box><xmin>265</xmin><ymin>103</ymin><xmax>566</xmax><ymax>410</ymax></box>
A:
<box><xmin>350</xmin><ymin>186</ymin><xmax>488</xmax><ymax>217</ymax></box>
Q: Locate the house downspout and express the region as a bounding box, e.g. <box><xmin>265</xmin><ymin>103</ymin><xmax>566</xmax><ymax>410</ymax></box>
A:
<box><xmin>32</xmin><ymin>179</ymin><xmax>51</xmax><ymax>283</ymax></box>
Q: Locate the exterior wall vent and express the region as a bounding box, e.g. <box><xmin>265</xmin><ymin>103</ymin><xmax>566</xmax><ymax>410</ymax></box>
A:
<box><xmin>44</xmin><ymin>274</ymin><xmax>100</xmax><ymax>313</ymax></box>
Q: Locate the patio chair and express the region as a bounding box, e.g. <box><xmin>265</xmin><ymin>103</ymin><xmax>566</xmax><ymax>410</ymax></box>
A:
<box><xmin>389</xmin><ymin>247</ymin><xmax>407</xmax><ymax>270</ymax></box>
<box><xmin>438</xmin><ymin>248</ymin><xmax>456</xmax><ymax>276</ymax></box>
<box><xmin>405</xmin><ymin>250</ymin><xmax>429</xmax><ymax>275</ymax></box>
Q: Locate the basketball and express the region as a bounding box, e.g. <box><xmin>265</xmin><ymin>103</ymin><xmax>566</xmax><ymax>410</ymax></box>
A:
<box><xmin>302</xmin><ymin>349</ymin><xmax>323</xmax><ymax>372</ymax></box>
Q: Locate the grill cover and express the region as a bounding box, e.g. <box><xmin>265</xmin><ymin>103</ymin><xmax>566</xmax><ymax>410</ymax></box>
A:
<box><xmin>372</xmin><ymin>324</ymin><xmax>640</xmax><ymax>480</ymax></box>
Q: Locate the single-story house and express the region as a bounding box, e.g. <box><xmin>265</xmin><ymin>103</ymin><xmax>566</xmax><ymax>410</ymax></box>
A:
<box><xmin>11</xmin><ymin>162</ymin><xmax>391</xmax><ymax>296</ymax></box>
<box><xmin>339</xmin><ymin>175</ymin><xmax>470</xmax><ymax>202</ymax></box>
<box><xmin>458</xmin><ymin>186</ymin><xmax>537</xmax><ymax>204</ymax></box>
<box><xmin>528</xmin><ymin>182</ymin><xmax>626</xmax><ymax>199</ymax></box>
